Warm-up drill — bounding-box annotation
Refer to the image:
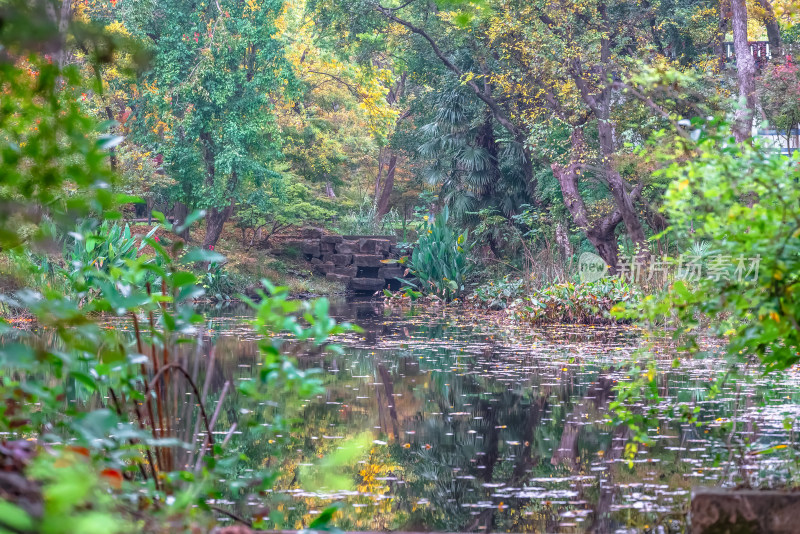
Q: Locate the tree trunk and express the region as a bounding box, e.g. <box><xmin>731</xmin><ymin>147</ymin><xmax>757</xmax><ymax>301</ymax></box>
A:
<box><xmin>596</xmin><ymin>108</ymin><xmax>649</xmax><ymax>259</ymax></box>
<box><xmin>716</xmin><ymin>0</ymin><xmax>730</xmax><ymax>72</ymax></box>
<box><xmin>201</xmin><ymin>200</ymin><xmax>234</xmax><ymax>250</ymax></box>
<box><xmin>172</xmin><ymin>201</ymin><xmax>190</xmax><ymax>241</ymax></box>
<box><xmin>325</xmin><ymin>181</ymin><xmax>336</xmax><ymax>198</ymax></box>
<box><xmin>552</xmin><ymin>128</ymin><xmax>624</xmax><ymax>272</ymax></box>
<box><xmin>373</xmin><ymin>148</ymin><xmax>386</xmax><ymax>208</ymax></box>
<box><xmin>43</xmin><ymin>0</ymin><xmax>72</xmax><ymax>71</ymax></box>
<box><xmin>755</xmin><ymin>0</ymin><xmax>782</xmax><ymax>60</ymax></box>
<box><xmin>376</xmin><ymin>152</ymin><xmax>397</xmax><ymax>219</ymax></box>
<box><xmin>731</xmin><ymin>0</ymin><xmax>757</xmax><ymax>142</ymax></box>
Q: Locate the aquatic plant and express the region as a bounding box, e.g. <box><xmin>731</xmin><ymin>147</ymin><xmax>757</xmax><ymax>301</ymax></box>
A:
<box><xmin>514</xmin><ymin>278</ymin><xmax>638</xmax><ymax>324</ymax></box>
<box><xmin>400</xmin><ymin>207</ymin><xmax>473</xmax><ymax>301</ymax></box>
<box><xmin>468</xmin><ymin>275</ymin><xmax>527</xmax><ymax>310</ymax></box>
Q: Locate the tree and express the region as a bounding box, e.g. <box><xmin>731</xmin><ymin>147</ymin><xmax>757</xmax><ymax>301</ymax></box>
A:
<box><xmin>758</xmin><ymin>58</ymin><xmax>800</xmax><ymax>151</ymax></box>
<box><xmin>364</xmin><ymin>0</ymin><xmax>696</xmax><ymax>269</ymax></box>
<box><xmin>731</xmin><ymin>0</ymin><xmax>757</xmax><ymax>141</ymax></box>
<box><xmin>754</xmin><ymin>0</ymin><xmax>783</xmax><ymax>59</ymax></box>
<box><xmin>122</xmin><ymin>0</ymin><xmax>294</xmax><ymax>249</ymax></box>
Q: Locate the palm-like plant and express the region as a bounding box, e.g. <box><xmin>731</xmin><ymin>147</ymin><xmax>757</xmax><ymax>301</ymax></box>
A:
<box><xmin>401</xmin><ymin>206</ymin><xmax>473</xmax><ymax>301</ymax></box>
<box><xmin>417</xmin><ymin>87</ymin><xmax>531</xmax><ymax>222</ymax></box>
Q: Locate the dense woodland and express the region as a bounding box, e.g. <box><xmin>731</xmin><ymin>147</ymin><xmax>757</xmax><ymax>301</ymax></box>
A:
<box><xmin>1</xmin><ymin>0</ymin><xmax>800</xmax><ymax>532</ymax></box>
<box><xmin>8</xmin><ymin>0</ymin><xmax>797</xmax><ymax>270</ymax></box>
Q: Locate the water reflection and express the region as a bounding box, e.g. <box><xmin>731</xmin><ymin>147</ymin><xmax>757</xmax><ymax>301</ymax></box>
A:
<box><xmin>186</xmin><ymin>299</ymin><xmax>800</xmax><ymax>533</ymax></box>
<box><xmin>98</xmin><ymin>300</ymin><xmax>800</xmax><ymax>531</ymax></box>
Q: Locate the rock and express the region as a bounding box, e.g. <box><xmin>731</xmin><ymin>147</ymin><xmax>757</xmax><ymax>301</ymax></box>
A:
<box><xmin>282</xmin><ymin>239</ymin><xmax>304</xmax><ymax>249</ymax></box>
<box><xmin>314</xmin><ymin>261</ymin><xmax>334</xmax><ymax>275</ymax></box>
<box><xmin>302</xmin><ymin>227</ymin><xmax>323</xmax><ymax>239</ymax></box>
<box><xmin>378</xmin><ymin>265</ymin><xmax>405</xmax><ymax>279</ymax></box>
<box><xmin>332</xmin><ymin>253</ymin><xmax>353</xmax><ymax>266</ymax></box>
<box><xmin>336</xmin><ymin>240</ymin><xmax>359</xmax><ymax>254</ymax></box>
<box><xmin>310</xmin><ymin>257</ymin><xmax>322</xmax><ymax>265</ymax></box>
<box><xmin>321</xmin><ymin>235</ymin><xmax>343</xmax><ymax>244</ymax></box>
<box><xmin>325</xmin><ymin>273</ymin><xmax>351</xmax><ymax>284</ymax></box>
<box><xmin>332</xmin><ymin>265</ymin><xmax>357</xmax><ymax>277</ymax></box>
<box><xmin>343</xmin><ymin>234</ymin><xmax>397</xmax><ymax>245</ymax></box>
<box><xmin>349</xmin><ymin>277</ymin><xmax>386</xmax><ymax>291</ymax></box>
<box><xmin>691</xmin><ymin>487</ymin><xmax>800</xmax><ymax>534</ymax></box>
<box><xmin>352</xmin><ymin>254</ymin><xmax>383</xmax><ymax>267</ymax></box>
<box><xmin>302</xmin><ymin>241</ymin><xmax>321</xmax><ymax>256</ymax></box>
<box><xmin>359</xmin><ymin>238</ymin><xmax>391</xmax><ymax>254</ymax></box>
<box><xmin>320</xmin><ymin>241</ymin><xmax>336</xmax><ymax>254</ymax></box>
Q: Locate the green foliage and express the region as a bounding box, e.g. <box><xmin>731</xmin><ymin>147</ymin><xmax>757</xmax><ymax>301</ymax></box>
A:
<box><xmin>468</xmin><ymin>275</ymin><xmax>526</xmax><ymax>310</ymax></box>
<box><xmin>120</xmin><ymin>0</ymin><xmax>296</xmax><ymax>245</ymax></box>
<box><xmin>1</xmin><ymin>218</ymin><xmax>357</xmax><ymax>530</ymax></box>
<box><xmin>0</xmin><ymin>11</ymin><xmax>358</xmax><ymax>529</ymax></box>
<box><xmin>515</xmin><ymin>278</ymin><xmax>638</xmax><ymax>324</ymax></box>
<box><xmin>781</xmin><ymin>23</ymin><xmax>800</xmax><ymax>44</ymax></box>
<box><xmin>64</xmin><ymin>221</ymin><xmax>158</xmax><ymax>275</ymax></box>
<box><xmin>619</xmin><ymin>118</ymin><xmax>800</xmax><ymax>373</ymax></box>
<box><xmin>236</xmin><ymin>181</ymin><xmax>336</xmax><ymax>246</ymax></box>
<box><xmin>0</xmin><ymin>2</ymin><xmax>122</xmax><ymax>250</ymax></box>
<box><xmin>758</xmin><ymin>59</ymin><xmax>800</xmax><ymax>149</ymax></box>
<box><xmin>417</xmin><ymin>88</ymin><xmax>533</xmax><ymax>221</ymax></box>
<box><xmin>197</xmin><ymin>261</ymin><xmax>248</xmax><ymax>299</ymax></box>
<box><xmin>332</xmin><ymin>199</ymin><xmax>404</xmax><ymax>236</ymax></box>
<box><xmin>401</xmin><ymin>207</ymin><xmax>472</xmax><ymax>301</ymax></box>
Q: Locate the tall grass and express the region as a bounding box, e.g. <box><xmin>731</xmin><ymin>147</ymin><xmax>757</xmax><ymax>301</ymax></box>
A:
<box><xmin>333</xmin><ymin>200</ymin><xmax>405</xmax><ymax>236</ymax></box>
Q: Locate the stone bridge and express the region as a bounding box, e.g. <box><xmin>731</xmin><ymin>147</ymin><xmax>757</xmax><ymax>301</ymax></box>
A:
<box><xmin>286</xmin><ymin>228</ymin><xmax>405</xmax><ymax>292</ymax></box>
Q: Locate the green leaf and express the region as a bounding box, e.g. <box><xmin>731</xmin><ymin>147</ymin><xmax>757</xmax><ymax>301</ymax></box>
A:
<box><xmin>180</xmin><ymin>248</ymin><xmax>226</xmax><ymax>264</ymax></box>
<box><xmin>0</xmin><ymin>501</ymin><xmax>34</xmax><ymax>531</ymax></box>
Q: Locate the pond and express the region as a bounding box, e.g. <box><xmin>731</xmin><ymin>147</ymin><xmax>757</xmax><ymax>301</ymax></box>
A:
<box><xmin>191</xmin><ymin>299</ymin><xmax>799</xmax><ymax>533</ymax></box>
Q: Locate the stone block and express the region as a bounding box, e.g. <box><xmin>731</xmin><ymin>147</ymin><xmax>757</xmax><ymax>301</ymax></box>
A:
<box><xmin>349</xmin><ymin>277</ymin><xmax>386</xmax><ymax>292</ymax></box>
<box><xmin>302</xmin><ymin>241</ymin><xmax>320</xmax><ymax>256</ymax></box>
<box><xmin>336</xmin><ymin>240</ymin><xmax>359</xmax><ymax>254</ymax></box>
<box><xmin>352</xmin><ymin>254</ymin><xmax>384</xmax><ymax>268</ymax></box>
<box><xmin>343</xmin><ymin>234</ymin><xmax>397</xmax><ymax>245</ymax></box>
<box><xmin>302</xmin><ymin>227</ymin><xmax>323</xmax><ymax>239</ymax></box>
<box><xmin>321</xmin><ymin>235</ymin><xmax>343</xmax><ymax>244</ymax></box>
<box><xmin>326</xmin><ymin>273</ymin><xmax>352</xmax><ymax>284</ymax></box>
<box><xmin>332</xmin><ymin>266</ymin><xmax>357</xmax><ymax>277</ymax></box>
<box><xmin>691</xmin><ymin>487</ymin><xmax>800</xmax><ymax>534</ymax></box>
<box><xmin>378</xmin><ymin>265</ymin><xmax>405</xmax><ymax>279</ymax></box>
<box><xmin>320</xmin><ymin>241</ymin><xmax>336</xmax><ymax>254</ymax></box>
<box><xmin>310</xmin><ymin>257</ymin><xmax>322</xmax><ymax>266</ymax></box>
<box><xmin>332</xmin><ymin>254</ymin><xmax>353</xmax><ymax>267</ymax></box>
<box><xmin>314</xmin><ymin>261</ymin><xmax>334</xmax><ymax>275</ymax></box>
<box><xmin>359</xmin><ymin>238</ymin><xmax>391</xmax><ymax>254</ymax></box>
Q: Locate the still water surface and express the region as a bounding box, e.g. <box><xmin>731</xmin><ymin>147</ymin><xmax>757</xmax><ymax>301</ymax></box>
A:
<box><xmin>198</xmin><ymin>299</ymin><xmax>797</xmax><ymax>533</ymax></box>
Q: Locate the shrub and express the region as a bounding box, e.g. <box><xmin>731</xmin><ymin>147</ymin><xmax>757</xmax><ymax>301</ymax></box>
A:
<box><xmin>332</xmin><ymin>199</ymin><xmax>404</xmax><ymax>236</ymax></box>
<box><xmin>468</xmin><ymin>276</ymin><xmax>526</xmax><ymax>310</ymax></box>
<box><xmin>619</xmin><ymin>118</ymin><xmax>800</xmax><ymax>372</ymax></box>
<box><xmin>514</xmin><ymin>277</ymin><xmax>638</xmax><ymax>324</ymax></box>
<box><xmin>401</xmin><ymin>207</ymin><xmax>473</xmax><ymax>301</ymax></box>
